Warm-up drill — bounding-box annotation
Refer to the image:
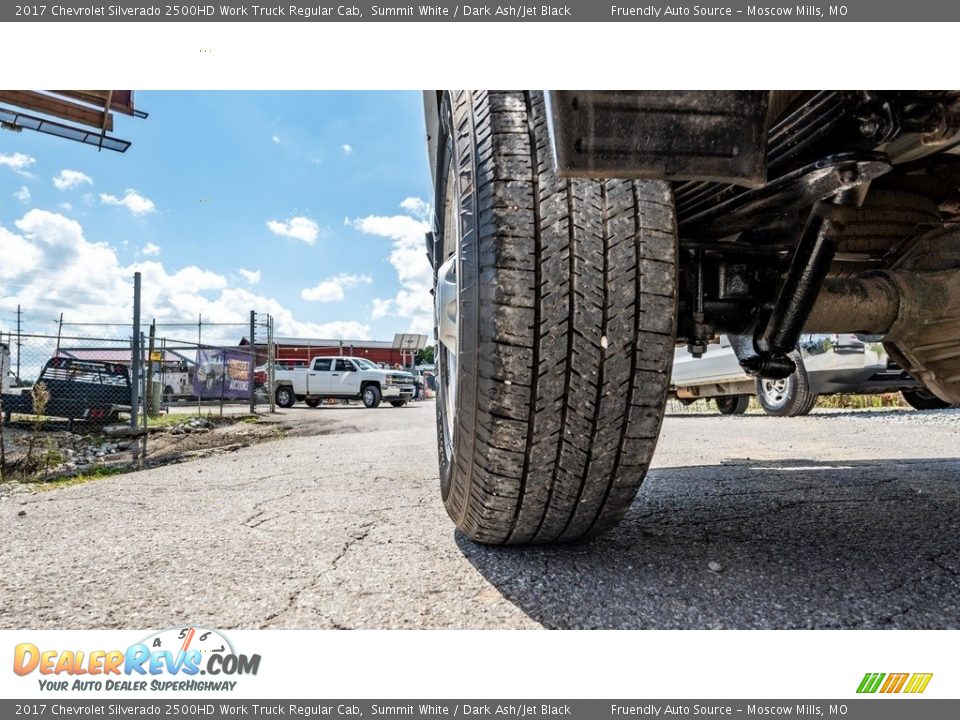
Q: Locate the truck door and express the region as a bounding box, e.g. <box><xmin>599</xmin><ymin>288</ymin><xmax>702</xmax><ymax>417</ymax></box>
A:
<box><xmin>309</xmin><ymin>358</ymin><xmax>333</xmax><ymax>394</ymax></box>
<box><xmin>331</xmin><ymin>358</ymin><xmax>360</xmax><ymax>395</ymax></box>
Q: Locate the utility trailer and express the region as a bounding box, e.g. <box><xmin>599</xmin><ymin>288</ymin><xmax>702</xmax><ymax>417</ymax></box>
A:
<box><xmin>2</xmin><ymin>358</ymin><xmax>131</xmax><ymax>425</ymax></box>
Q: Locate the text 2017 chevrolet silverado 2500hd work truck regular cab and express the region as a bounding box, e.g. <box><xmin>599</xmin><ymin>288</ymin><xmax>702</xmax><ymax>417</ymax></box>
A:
<box><xmin>423</xmin><ymin>90</ymin><xmax>960</xmax><ymax>544</ymax></box>
<box><xmin>272</xmin><ymin>356</ymin><xmax>415</xmax><ymax>409</ymax></box>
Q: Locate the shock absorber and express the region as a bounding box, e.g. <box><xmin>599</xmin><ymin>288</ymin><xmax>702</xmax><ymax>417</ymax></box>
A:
<box><xmin>740</xmin><ymin>196</ymin><xmax>852</xmax><ymax>379</ymax></box>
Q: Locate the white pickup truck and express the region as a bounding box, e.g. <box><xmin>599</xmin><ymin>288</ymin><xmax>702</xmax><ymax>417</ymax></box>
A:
<box><xmin>272</xmin><ymin>356</ymin><xmax>415</xmax><ymax>409</ymax></box>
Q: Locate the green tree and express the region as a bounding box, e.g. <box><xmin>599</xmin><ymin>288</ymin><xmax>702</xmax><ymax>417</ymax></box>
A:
<box><xmin>416</xmin><ymin>345</ymin><xmax>435</xmax><ymax>365</ymax></box>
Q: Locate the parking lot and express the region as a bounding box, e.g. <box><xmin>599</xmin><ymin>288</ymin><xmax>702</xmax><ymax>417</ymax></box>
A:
<box><xmin>1</xmin><ymin>400</ymin><xmax>958</xmax><ymax>629</ymax></box>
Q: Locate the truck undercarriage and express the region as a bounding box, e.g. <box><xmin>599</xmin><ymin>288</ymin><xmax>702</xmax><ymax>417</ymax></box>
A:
<box><xmin>546</xmin><ymin>90</ymin><xmax>960</xmax><ymax>399</ymax></box>
<box><xmin>423</xmin><ymin>90</ymin><xmax>960</xmax><ymax>544</ymax></box>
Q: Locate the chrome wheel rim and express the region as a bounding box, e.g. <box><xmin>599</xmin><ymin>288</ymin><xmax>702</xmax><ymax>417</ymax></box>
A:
<box><xmin>436</xmin><ymin>164</ymin><xmax>460</xmax><ymax>459</ymax></box>
<box><xmin>760</xmin><ymin>378</ymin><xmax>790</xmax><ymax>408</ymax></box>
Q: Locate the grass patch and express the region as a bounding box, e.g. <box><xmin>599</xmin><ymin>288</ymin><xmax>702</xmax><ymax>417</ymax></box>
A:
<box><xmin>34</xmin><ymin>465</ymin><xmax>125</xmax><ymax>491</ymax></box>
<box><xmin>146</xmin><ymin>412</ymin><xmax>260</xmax><ymax>428</ymax></box>
<box><xmin>813</xmin><ymin>393</ymin><xmax>906</xmax><ymax>410</ymax></box>
<box><xmin>147</xmin><ymin>412</ymin><xmax>212</xmax><ymax>428</ymax></box>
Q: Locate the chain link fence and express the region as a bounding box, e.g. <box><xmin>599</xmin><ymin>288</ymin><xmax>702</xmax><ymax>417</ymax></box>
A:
<box><xmin>0</xmin><ymin>294</ymin><xmax>275</xmax><ymax>483</ymax></box>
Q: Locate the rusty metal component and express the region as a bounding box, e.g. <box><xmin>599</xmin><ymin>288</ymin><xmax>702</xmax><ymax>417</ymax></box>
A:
<box><xmin>883</xmin><ymin>270</ymin><xmax>960</xmax><ymax>404</ymax></box>
<box><xmin>804</xmin><ymin>276</ymin><xmax>901</xmax><ymax>334</ymax></box>
<box><xmin>803</xmin><ymin>269</ymin><xmax>960</xmax><ymax>404</ymax></box>
<box><xmin>679</xmin><ymin>152</ymin><xmax>890</xmax><ymax>240</ymax></box>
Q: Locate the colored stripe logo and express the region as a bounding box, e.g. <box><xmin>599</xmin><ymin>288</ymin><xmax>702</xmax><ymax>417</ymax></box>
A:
<box><xmin>857</xmin><ymin>672</ymin><xmax>933</xmax><ymax>694</ymax></box>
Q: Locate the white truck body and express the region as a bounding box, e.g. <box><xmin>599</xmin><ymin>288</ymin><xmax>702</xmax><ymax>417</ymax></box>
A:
<box><xmin>273</xmin><ymin>356</ymin><xmax>415</xmax><ymax>408</ymax></box>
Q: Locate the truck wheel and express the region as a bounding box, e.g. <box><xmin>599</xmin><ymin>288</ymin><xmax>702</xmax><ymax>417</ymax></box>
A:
<box><xmin>901</xmin><ymin>388</ymin><xmax>954</xmax><ymax>410</ymax></box>
<box><xmin>756</xmin><ymin>353</ymin><xmax>818</xmax><ymax>417</ymax></box>
<box><xmin>362</xmin><ymin>385</ymin><xmax>382</xmax><ymax>408</ymax></box>
<box><xmin>275</xmin><ymin>385</ymin><xmax>296</xmax><ymax>408</ymax></box>
<box><xmin>432</xmin><ymin>91</ymin><xmax>678</xmax><ymax>545</ymax></box>
<box><xmin>716</xmin><ymin>395</ymin><xmax>750</xmax><ymax>415</ymax></box>
<box><xmin>305</xmin><ymin>398</ymin><xmax>320</xmax><ymax>408</ymax></box>
<box><xmin>162</xmin><ymin>386</ymin><xmax>174</xmax><ymax>403</ymax></box>
<box><xmin>390</xmin><ymin>400</ymin><xmax>407</xmax><ymax>408</ymax></box>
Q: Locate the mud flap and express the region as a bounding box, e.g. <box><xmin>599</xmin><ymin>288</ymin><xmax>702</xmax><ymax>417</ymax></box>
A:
<box><xmin>545</xmin><ymin>90</ymin><xmax>770</xmax><ymax>186</ymax></box>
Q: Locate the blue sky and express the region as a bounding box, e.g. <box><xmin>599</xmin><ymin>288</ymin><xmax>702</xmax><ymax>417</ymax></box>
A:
<box><xmin>0</xmin><ymin>91</ymin><xmax>434</xmax><ymax>342</ymax></box>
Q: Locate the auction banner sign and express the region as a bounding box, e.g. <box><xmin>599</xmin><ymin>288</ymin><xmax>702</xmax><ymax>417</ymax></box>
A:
<box><xmin>192</xmin><ymin>349</ymin><xmax>252</xmax><ymax>400</ymax></box>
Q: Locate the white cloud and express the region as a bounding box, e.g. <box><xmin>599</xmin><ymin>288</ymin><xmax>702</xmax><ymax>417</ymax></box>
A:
<box><xmin>238</xmin><ymin>268</ymin><xmax>261</xmax><ymax>285</ymax></box>
<box><xmin>53</xmin><ymin>169</ymin><xmax>93</xmax><ymax>190</ymax></box>
<box><xmin>0</xmin><ymin>210</ymin><xmax>370</xmax><ymax>345</ymax></box>
<box><xmin>371</xmin><ymin>297</ymin><xmax>393</xmax><ymax>319</ymax></box>
<box><xmin>59</xmin><ymin>202</ymin><xmax>73</xmax><ymax>211</ymax></box>
<box><xmin>142</xmin><ymin>242</ymin><xmax>161</xmax><ymax>256</ymax></box>
<box><xmin>348</xmin><ymin>198</ymin><xmax>433</xmax><ymax>334</ymax></box>
<box><xmin>100</xmin><ymin>188</ymin><xmax>156</xmax><ymax>214</ymax></box>
<box><xmin>0</xmin><ymin>152</ymin><xmax>36</xmax><ymax>176</ymax></box>
<box><xmin>272</xmin><ymin>135</ymin><xmax>282</xmax><ymax>144</ymax></box>
<box><xmin>14</xmin><ymin>186</ymin><xmax>30</xmax><ymax>203</ymax></box>
<box><xmin>266</xmin><ymin>216</ymin><xmax>319</xmax><ymax>244</ymax></box>
<box><xmin>300</xmin><ymin>273</ymin><xmax>372</xmax><ymax>302</ymax></box>
<box><xmin>399</xmin><ymin>197</ymin><xmax>431</xmax><ymax>221</ymax></box>
<box><xmin>341</xmin><ymin>144</ymin><xmax>353</xmax><ymax>156</ymax></box>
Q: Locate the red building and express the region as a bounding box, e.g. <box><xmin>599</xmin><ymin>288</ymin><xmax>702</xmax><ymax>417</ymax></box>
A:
<box><xmin>241</xmin><ymin>336</ymin><xmax>425</xmax><ymax>369</ymax></box>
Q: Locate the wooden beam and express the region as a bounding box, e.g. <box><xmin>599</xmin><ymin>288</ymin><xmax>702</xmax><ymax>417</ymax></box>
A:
<box><xmin>0</xmin><ymin>91</ymin><xmax>113</xmax><ymax>131</ymax></box>
<box><xmin>50</xmin><ymin>90</ymin><xmax>136</xmax><ymax>116</ymax></box>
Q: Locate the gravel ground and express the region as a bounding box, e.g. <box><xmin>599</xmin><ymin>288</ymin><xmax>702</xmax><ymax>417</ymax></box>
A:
<box><xmin>1</xmin><ymin>400</ymin><xmax>958</xmax><ymax>629</ymax></box>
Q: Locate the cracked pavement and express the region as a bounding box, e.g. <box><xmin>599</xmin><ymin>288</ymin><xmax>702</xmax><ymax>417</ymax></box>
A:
<box><xmin>1</xmin><ymin>402</ymin><xmax>958</xmax><ymax>629</ymax></box>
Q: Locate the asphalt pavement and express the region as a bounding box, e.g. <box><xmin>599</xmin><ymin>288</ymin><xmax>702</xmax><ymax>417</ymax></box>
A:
<box><xmin>2</xmin><ymin>401</ymin><xmax>958</xmax><ymax>629</ymax></box>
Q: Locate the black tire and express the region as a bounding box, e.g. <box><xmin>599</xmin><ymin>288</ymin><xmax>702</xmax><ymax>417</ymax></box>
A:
<box><xmin>832</xmin><ymin>189</ymin><xmax>941</xmax><ymax>278</ymax></box>
<box><xmin>901</xmin><ymin>388</ymin><xmax>954</xmax><ymax>411</ymax></box>
<box><xmin>162</xmin><ymin>386</ymin><xmax>174</xmax><ymax>404</ymax></box>
<box><xmin>305</xmin><ymin>398</ymin><xmax>320</xmax><ymax>408</ymax></box>
<box><xmin>275</xmin><ymin>385</ymin><xmax>296</xmax><ymax>408</ymax></box>
<box><xmin>755</xmin><ymin>352</ymin><xmax>819</xmax><ymax>417</ymax></box>
<box><xmin>390</xmin><ymin>400</ymin><xmax>407</xmax><ymax>408</ymax></box>
<box><xmin>716</xmin><ymin>395</ymin><xmax>750</xmax><ymax>415</ymax></box>
<box><xmin>362</xmin><ymin>385</ymin><xmax>382</xmax><ymax>409</ymax></box>
<box><xmin>433</xmin><ymin>90</ymin><xmax>678</xmax><ymax>545</ymax></box>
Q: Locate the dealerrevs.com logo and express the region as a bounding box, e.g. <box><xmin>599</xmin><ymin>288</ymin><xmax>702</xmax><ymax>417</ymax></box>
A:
<box><xmin>857</xmin><ymin>673</ymin><xmax>933</xmax><ymax>694</ymax></box>
<box><xmin>13</xmin><ymin>627</ymin><xmax>260</xmax><ymax>692</ymax></box>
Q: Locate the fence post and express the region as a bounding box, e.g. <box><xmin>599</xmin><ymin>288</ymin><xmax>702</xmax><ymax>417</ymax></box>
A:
<box><xmin>249</xmin><ymin>310</ymin><xmax>256</xmax><ymax>414</ymax></box>
<box><xmin>141</xmin><ymin>331</ymin><xmax>148</xmax><ymax>464</ymax></box>
<box><xmin>268</xmin><ymin>315</ymin><xmax>276</xmax><ymax>413</ymax></box>
<box><xmin>130</xmin><ymin>272</ymin><xmax>141</xmax><ymax>430</ymax></box>
<box><xmin>146</xmin><ymin>320</ymin><xmax>156</xmax><ymax>416</ymax></box>
<box><xmin>196</xmin><ymin>314</ymin><xmax>202</xmax><ymax>418</ymax></box>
